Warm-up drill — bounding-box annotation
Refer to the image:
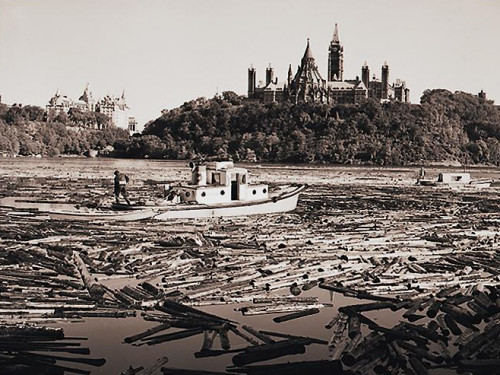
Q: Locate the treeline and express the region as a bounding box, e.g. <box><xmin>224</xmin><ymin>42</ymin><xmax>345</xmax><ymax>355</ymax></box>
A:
<box><xmin>115</xmin><ymin>89</ymin><xmax>500</xmax><ymax>165</ymax></box>
<box><xmin>2</xmin><ymin>89</ymin><xmax>500</xmax><ymax>165</ymax></box>
<box><xmin>0</xmin><ymin>104</ymin><xmax>130</xmax><ymax>156</ymax></box>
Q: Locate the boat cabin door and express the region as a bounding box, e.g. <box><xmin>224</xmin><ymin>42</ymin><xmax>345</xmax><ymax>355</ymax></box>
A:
<box><xmin>231</xmin><ymin>172</ymin><xmax>247</xmax><ymax>200</ymax></box>
<box><xmin>231</xmin><ymin>174</ymin><xmax>239</xmax><ymax>200</ymax></box>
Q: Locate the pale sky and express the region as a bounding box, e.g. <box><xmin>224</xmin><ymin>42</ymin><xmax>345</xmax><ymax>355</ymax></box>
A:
<box><xmin>1</xmin><ymin>0</ymin><xmax>499</xmax><ymax>127</ymax></box>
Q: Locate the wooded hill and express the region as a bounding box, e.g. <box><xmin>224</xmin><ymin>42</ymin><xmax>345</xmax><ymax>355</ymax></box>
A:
<box><xmin>115</xmin><ymin>89</ymin><xmax>500</xmax><ymax>165</ymax></box>
<box><xmin>2</xmin><ymin>88</ymin><xmax>500</xmax><ymax>165</ymax></box>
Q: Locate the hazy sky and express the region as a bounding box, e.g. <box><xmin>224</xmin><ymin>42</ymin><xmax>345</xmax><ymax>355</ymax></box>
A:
<box><xmin>1</xmin><ymin>0</ymin><xmax>499</xmax><ymax>126</ymax></box>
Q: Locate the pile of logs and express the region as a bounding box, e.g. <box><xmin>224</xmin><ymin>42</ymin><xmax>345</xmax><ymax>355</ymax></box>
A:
<box><xmin>1</xmin><ymin>170</ymin><xmax>500</xmax><ymax>374</ymax></box>
<box><xmin>0</xmin><ymin>322</ymin><xmax>104</xmax><ymax>375</ymax></box>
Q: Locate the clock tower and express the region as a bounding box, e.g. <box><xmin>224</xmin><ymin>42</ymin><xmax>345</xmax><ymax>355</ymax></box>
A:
<box><xmin>328</xmin><ymin>23</ymin><xmax>343</xmax><ymax>82</ymax></box>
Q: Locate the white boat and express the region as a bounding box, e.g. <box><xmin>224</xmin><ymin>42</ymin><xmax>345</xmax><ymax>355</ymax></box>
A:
<box><xmin>0</xmin><ymin>162</ymin><xmax>305</xmax><ymax>221</ymax></box>
<box><xmin>154</xmin><ymin>161</ymin><xmax>305</xmax><ymax>219</ymax></box>
<box><xmin>418</xmin><ymin>172</ymin><xmax>492</xmax><ymax>189</ymax></box>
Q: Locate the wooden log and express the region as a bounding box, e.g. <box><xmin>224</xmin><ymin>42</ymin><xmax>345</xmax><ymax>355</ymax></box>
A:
<box><xmin>454</xmin><ymin>323</ymin><xmax>500</xmax><ymax>360</ymax></box>
<box><xmin>223</xmin><ymin>359</ymin><xmax>342</xmax><ymax>375</ymax></box>
<box><xmin>18</xmin><ymin>352</ymin><xmax>106</xmax><ymax>367</ymax></box>
<box><xmin>231</xmin><ymin>339</ymin><xmax>307</xmax><ymax>366</ymax></box>
<box><xmin>454</xmin><ymin>328</ymin><xmax>479</xmax><ymax>348</ymax></box>
<box><xmin>140</xmin><ymin>356</ymin><xmax>169</xmax><ymax>375</ymax></box>
<box><xmin>161</xmin><ymin>368</ymin><xmax>231</xmax><ymax>375</ymax></box>
<box><xmin>443</xmin><ymin>314</ymin><xmax>462</xmax><ymax>336</ymax></box>
<box><xmin>458</xmin><ymin>359</ymin><xmax>500</xmax><ymax>369</ymax></box>
<box><xmin>272</xmin><ymin>308</ymin><xmax>319</xmax><ymax>323</ymax></box>
<box><xmin>395</xmin><ymin>340</ymin><xmax>444</xmax><ymax>364</ymax></box>
<box><xmin>401</xmin><ymin>322</ymin><xmax>446</xmax><ymax>343</ymax></box>
<box><xmin>347</xmin><ymin>315</ymin><xmax>361</xmax><ymax>339</ymax></box>
<box><xmin>242</xmin><ymin>325</ymin><xmax>274</xmax><ymax>344</ymax></box>
<box><xmin>228</xmin><ymin>327</ymin><xmax>260</xmax><ymax>346</ymax></box>
<box><xmin>72</xmin><ymin>252</ymin><xmax>105</xmax><ymax>300</ymax></box>
<box><xmin>201</xmin><ymin>330</ymin><xmax>217</xmax><ymax>351</ymax></box>
<box><xmin>160</xmin><ymin>300</ymin><xmax>232</xmax><ymax>324</ymax></box>
<box><xmin>426</xmin><ymin>300</ymin><xmax>442</xmax><ymax>318</ymax></box>
<box><xmin>124</xmin><ymin>322</ymin><xmax>171</xmax><ymax>344</ymax></box>
<box><xmin>144</xmin><ymin>328</ymin><xmax>204</xmax><ymax>346</ymax></box>
<box><xmin>408</xmin><ymin>355</ymin><xmax>429</xmax><ymax>375</ymax></box>
<box><xmin>440</xmin><ymin>303</ymin><xmax>480</xmax><ymax>326</ymax></box>
<box><xmin>218</xmin><ymin>327</ymin><xmax>230</xmax><ymax>350</ymax></box>
<box><xmin>194</xmin><ymin>348</ymin><xmax>244</xmax><ymax>358</ymax></box>
<box><xmin>339</xmin><ymin>301</ymin><xmax>398</xmax><ymax>314</ymax></box>
<box><xmin>258</xmin><ymin>330</ymin><xmax>327</xmax><ymax>345</ymax></box>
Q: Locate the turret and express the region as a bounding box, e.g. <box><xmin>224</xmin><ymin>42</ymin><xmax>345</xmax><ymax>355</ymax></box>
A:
<box><xmin>287</xmin><ymin>64</ymin><xmax>293</xmax><ymax>86</ymax></box>
<box><xmin>248</xmin><ymin>66</ymin><xmax>256</xmax><ymax>97</ymax></box>
<box><xmin>265</xmin><ymin>64</ymin><xmax>274</xmax><ymax>86</ymax></box>
<box><xmin>381</xmin><ymin>62</ymin><xmax>389</xmax><ymax>100</ymax></box>
<box><xmin>361</xmin><ymin>62</ymin><xmax>370</xmax><ymax>90</ymax></box>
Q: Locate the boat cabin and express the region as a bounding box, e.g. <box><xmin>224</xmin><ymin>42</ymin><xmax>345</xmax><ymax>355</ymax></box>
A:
<box><xmin>171</xmin><ymin>161</ymin><xmax>269</xmax><ymax>205</ymax></box>
<box><xmin>437</xmin><ymin>172</ymin><xmax>471</xmax><ymax>184</ymax></box>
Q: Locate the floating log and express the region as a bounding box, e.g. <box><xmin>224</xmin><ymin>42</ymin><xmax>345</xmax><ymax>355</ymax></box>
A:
<box><xmin>395</xmin><ymin>340</ymin><xmax>444</xmax><ymax>364</ymax></box>
<box><xmin>18</xmin><ymin>352</ymin><xmax>106</xmax><ymax>367</ymax></box>
<box><xmin>258</xmin><ymin>330</ymin><xmax>327</xmax><ymax>345</ymax></box>
<box><xmin>228</xmin><ymin>327</ymin><xmax>260</xmax><ymax>346</ymax></box>
<box><xmin>241</xmin><ymin>326</ymin><xmax>274</xmax><ymax>344</ymax></box>
<box><xmin>408</xmin><ymin>355</ymin><xmax>429</xmax><ymax>375</ymax></box>
<box><xmin>272</xmin><ymin>308</ymin><xmax>319</xmax><ymax>323</ymax></box>
<box><xmin>226</xmin><ymin>359</ymin><xmax>342</xmax><ymax>375</ymax></box>
<box><xmin>124</xmin><ymin>322</ymin><xmax>171</xmax><ymax>344</ymax></box>
<box><xmin>72</xmin><ymin>251</ymin><xmax>105</xmax><ymax>300</ymax></box>
<box><xmin>231</xmin><ymin>339</ymin><xmax>308</xmax><ymax>366</ymax></box>
<box><xmin>161</xmin><ymin>368</ymin><xmax>237</xmax><ymax>374</ymax></box>
<box><xmin>144</xmin><ymin>328</ymin><xmax>204</xmax><ymax>346</ymax></box>
<box><xmin>140</xmin><ymin>356</ymin><xmax>169</xmax><ymax>375</ymax></box>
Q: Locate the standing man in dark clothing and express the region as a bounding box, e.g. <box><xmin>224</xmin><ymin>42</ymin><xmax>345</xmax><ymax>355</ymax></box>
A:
<box><xmin>114</xmin><ymin>170</ymin><xmax>131</xmax><ymax>205</ymax></box>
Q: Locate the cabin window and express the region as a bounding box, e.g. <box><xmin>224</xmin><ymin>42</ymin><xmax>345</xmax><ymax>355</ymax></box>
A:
<box><xmin>185</xmin><ymin>192</ymin><xmax>191</xmax><ymax>197</ymax></box>
<box><xmin>201</xmin><ymin>192</ymin><xmax>206</xmax><ymax>197</ymax></box>
<box><xmin>263</xmin><ymin>188</ymin><xmax>267</xmax><ymax>193</ymax></box>
<box><xmin>252</xmin><ymin>189</ymin><xmax>256</xmax><ymax>195</ymax></box>
<box><xmin>212</xmin><ymin>174</ymin><xmax>221</xmax><ymax>184</ymax></box>
<box><xmin>220</xmin><ymin>190</ymin><xmax>225</xmax><ymax>195</ymax></box>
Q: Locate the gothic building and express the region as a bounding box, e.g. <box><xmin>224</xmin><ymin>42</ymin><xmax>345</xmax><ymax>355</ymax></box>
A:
<box><xmin>247</xmin><ymin>23</ymin><xmax>410</xmax><ymax>105</ymax></box>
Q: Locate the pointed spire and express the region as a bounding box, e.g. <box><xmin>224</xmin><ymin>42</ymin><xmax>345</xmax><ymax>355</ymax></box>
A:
<box><xmin>302</xmin><ymin>38</ymin><xmax>314</xmax><ymax>61</ymax></box>
<box><xmin>333</xmin><ymin>23</ymin><xmax>339</xmax><ymax>43</ymax></box>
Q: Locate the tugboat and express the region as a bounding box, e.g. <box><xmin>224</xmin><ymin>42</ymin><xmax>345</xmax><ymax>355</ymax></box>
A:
<box><xmin>153</xmin><ymin>161</ymin><xmax>305</xmax><ymax>219</ymax></box>
<box><xmin>0</xmin><ymin>162</ymin><xmax>304</xmax><ymax>221</ymax></box>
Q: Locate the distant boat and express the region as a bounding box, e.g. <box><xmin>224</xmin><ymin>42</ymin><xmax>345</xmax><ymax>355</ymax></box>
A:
<box><xmin>417</xmin><ymin>172</ymin><xmax>492</xmax><ymax>189</ymax></box>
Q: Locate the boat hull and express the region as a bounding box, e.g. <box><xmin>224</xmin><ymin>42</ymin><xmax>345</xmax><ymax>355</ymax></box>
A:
<box><xmin>0</xmin><ymin>185</ymin><xmax>304</xmax><ymax>221</ymax></box>
<box><xmin>154</xmin><ymin>185</ymin><xmax>304</xmax><ymax>220</ymax></box>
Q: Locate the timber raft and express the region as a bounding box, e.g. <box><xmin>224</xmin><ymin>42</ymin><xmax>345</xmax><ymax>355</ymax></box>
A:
<box><xmin>1</xmin><ymin>163</ymin><xmax>500</xmax><ymax>374</ymax></box>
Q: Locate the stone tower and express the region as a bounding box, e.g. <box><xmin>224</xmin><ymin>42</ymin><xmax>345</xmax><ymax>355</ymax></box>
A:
<box><xmin>265</xmin><ymin>64</ymin><xmax>274</xmax><ymax>86</ymax></box>
<box><xmin>381</xmin><ymin>62</ymin><xmax>389</xmax><ymax>100</ymax></box>
<box><xmin>327</xmin><ymin>23</ymin><xmax>343</xmax><ymax>82</ymax></box>
<box><xmin>248</xmin><ymin>66</ymin><xmax>256</xmax><ymax>97</ymax></box>
<box><xmin>361</xmin><ymin>62</ymin><xmax>370</xmax><ymax>91</ymax></box>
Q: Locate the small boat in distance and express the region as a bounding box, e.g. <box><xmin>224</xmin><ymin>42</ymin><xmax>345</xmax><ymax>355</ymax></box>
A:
<box><xmin>0</xmin><ymin>162</ymin><xmax>305</xmax><ymax>221</ymax></box>
<box><xmin>417</xmin><ymin>172</ymin><xmax>492</xmax><ymax>189</ymax></box>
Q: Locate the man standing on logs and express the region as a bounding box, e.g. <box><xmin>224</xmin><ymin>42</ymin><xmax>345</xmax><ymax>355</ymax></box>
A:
<box><xmin>114</xmin><ymin>170</ymin><xmax>131</xmax><ymax>205</ymax></box>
